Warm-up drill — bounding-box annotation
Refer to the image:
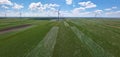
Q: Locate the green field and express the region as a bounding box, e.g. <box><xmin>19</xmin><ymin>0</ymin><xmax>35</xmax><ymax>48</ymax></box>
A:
<box><xmin>0</xmin><ymin>18</ymin><xmax>120</xmax><ymax>57</ymax></box>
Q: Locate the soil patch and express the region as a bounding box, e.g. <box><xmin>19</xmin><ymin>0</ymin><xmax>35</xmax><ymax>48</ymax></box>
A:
<box><xmin>0</xmin><ymin>24</ymin><xmax>31</xmax><ymax>34</ymax></box>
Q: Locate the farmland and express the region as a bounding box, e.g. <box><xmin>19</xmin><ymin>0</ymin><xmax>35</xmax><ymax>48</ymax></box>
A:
<box><xmin>0</xmin><ymin>18</ymin><xmax>120</xmax><ymax>57</ymax></box>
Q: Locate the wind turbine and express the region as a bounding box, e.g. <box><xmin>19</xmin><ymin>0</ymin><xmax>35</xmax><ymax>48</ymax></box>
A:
<box><xmin>94</xmin><ymin>10</ymin><xmax>103</xmax><ymax>18</ymax></box>
<box><xmin>94</xmin><ymin>12</ymin><xmax>98</xmax><ymax>18</ymax></box>
<box><xmin>54</xmin><ymin>8</ymin><xmax>61</xmax><ymax>21</ymax></box>
<box><xmin>5</xmin><ymin>10</ymin><xmax>7</xmax><ymax>17</ymax></box>
<box><xmin>13</xmin><ymin>3</ymin><xmax>24</xmax><ymax>18</ymax></box>
<box><xmin>57</xmin><ymin>8</ymin><xmax>60</xmax><ymax>21</ymax></box>
<box><xmin>19</xmin><ymin>11</ymin><xmax>22</xmax><ymax>18</ymax></box>
<box><xmin>2</xmin><ymin>5</ymin><xmax>8</xmax><ymax>17</ymax></box>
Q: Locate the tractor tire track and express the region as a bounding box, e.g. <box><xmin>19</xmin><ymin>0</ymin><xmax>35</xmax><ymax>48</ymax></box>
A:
<box><xmin>26</xmin><ymin>26</ymin><xmax>59</xmax><ymax>57</ymax></box>
<box><xmin>71</xmin><ymin>26</ymin><xmax>113</xmax><ymax>57</ymax></box>
<box><xmin>64</xmin><ymin>21</ymin><xmax>70</xmax><ymax>27</ymax></box>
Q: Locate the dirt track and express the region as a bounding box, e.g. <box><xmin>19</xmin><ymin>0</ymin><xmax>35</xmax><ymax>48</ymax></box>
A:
<box><xmin>0</xmin><ymin>24</ymin><xmax>31</xmax><ymax>34</ymax></box>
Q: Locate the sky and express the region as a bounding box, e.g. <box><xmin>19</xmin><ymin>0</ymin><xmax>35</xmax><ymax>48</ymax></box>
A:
<box><xmin>0</xmin><ymin>0</ymin><xmax>120</xmax><ymax>17</ymax></box>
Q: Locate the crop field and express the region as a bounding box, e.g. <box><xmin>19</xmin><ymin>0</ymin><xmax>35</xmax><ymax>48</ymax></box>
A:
<box><xmin>0</xmin><ymin>18</ymin><xmax>120</xmax><ymax>57</ymax></box>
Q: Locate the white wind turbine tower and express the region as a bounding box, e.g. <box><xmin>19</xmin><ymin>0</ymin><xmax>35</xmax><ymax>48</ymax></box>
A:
<box><xmin>5</xmin><ymin>9</ymin><xmax>7</xmax><ymax>17</ymax></box>
<box><xmin>18</xmin><ymin>8</ymin><xmax>23</xmax><ymax>18</ymax></box>
<box><xmin>19</xmin><ymin>11</ymin><xmax>22</xmax><ymax>18</ymax></box>
<box><xmin>1</xmin><ymin>5</ymin><xmax>8</xmax><ymax>17</ymax></box>
<box><xmin>94</xmin><ymin>13</ymin><xmax>98</xmax><ymax>18</ymax></box>
<box><xmin>13</xmin><ymin>3</ymin><xmax>24</xmax><ymax>18</ymax></box>
<box><xmin>4</xmin><ymin>8</ymin><xmax>8</xmax><ymax>17</ymax></box>
<box><xmin>54</xmin><ymin>8</ymin><xmax>61</xmax><ymax>21</ymax></box>
<box><xmin>94</xmin><ymin>10</ymin><xmax>103</xmax><ymax>18</ymax></box>
<box><xmin>58</xmin><ymin>8</ymin><xmax>60</xmax><ymax>21</ymax></box>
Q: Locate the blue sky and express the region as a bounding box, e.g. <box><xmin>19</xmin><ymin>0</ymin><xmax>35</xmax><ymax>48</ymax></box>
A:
<box><xmin>0</xmin><ymin>0</ymin><xmax>120</xmax><ymax>17</ymax></box>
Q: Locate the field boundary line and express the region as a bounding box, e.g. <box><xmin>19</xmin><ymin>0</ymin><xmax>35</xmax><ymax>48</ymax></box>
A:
<box><xmin>26</xmin><ymin>26</ymin><xmax>59</xmax><ymax>57</ymax></box>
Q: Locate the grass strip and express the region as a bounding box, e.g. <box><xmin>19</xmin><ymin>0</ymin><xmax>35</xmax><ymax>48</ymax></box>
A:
<box><xmin>26</xmin><ymin>26</ymin><xmax>59</xmax><ymax>57</ymax></box>
<box><xmin>71</xmin><ymin>26</ymin><xmax>113</xmax><ymax>57</ymax></box>
<box><xmin>0</xmin><ymin>21</ymin><xmax>54</xmax><ymax>57</ymax></box>
<box><xmin>52</xmin><ymin>21</ymin><xmax>92</xmax><ymax>57</ymax></box>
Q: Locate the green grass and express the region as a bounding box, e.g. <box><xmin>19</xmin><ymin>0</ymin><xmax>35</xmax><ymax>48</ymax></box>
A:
<box><xmin>68</xmin><ymin>19</ymin><xmax>120</xmax><ymax>57</ymax></box>
<box><xmin>0</xmin><ymin>19</ymin><xmax>27</xmax><ymax>30</ymax></box>
<box><xmin>0</xmin><ymin>20</ymin><xmax>55</xmax><ymax>57</ymax></box>
<box><xmin>52</xmin><ymin>21</ymin><xmax>92</xmax><ymax>57</ymax></box>
<box><xmin>0</xmin><ymin>18</ymin><xmax>120</xmax><ymax>57</ymax></box>
<box><xmin>0</xmin><ymin>19</ymin><xmax>42</xmax><ymax>30</ymax></box>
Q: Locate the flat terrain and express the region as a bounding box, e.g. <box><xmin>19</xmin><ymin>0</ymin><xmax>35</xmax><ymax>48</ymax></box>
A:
<box><xmin>0</xmin><ymin>18</ymin><xmax>120</xmax><ymax>57</ymax></box>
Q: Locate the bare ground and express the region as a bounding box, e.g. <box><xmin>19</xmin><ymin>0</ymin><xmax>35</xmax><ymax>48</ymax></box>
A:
<box><xmin>0</xmin><ymin>24</ymin><xmax>31</xmax><ymax>34</ymax></box>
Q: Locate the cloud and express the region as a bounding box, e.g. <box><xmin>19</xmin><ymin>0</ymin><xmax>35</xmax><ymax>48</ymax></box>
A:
<box><xmin>12</xmin><ymin>3</ymin><xmax>24</xmax><ymax>10</ymax></box>
<box><xmin>72</xmin><ymin>7</ymin><xmax>85</xmax><ymax>15</ymax></box>
<box><xmin>29</xmin><ymin>2</ymin><xmax>43</xmax><ymax>10</ymax></box>
<box><xmin>29</xmin><ymin>2</ymin><xmax>59</xmax><ymax>12</ymax></box>
<box><xmin>66</xmin><ymin>0</ymin><xmax>72</xmax><ymax>5</ymax></box>
<box><xmin>104</xmin><ymin>11</ymin><xmax>120</xmax><ymax>17</ymax></box>
<box><xmin>104</xmin><ymin>8</ymin><xmax>112</xmax><ymax>11</ymax></box>
<box><xmin>72</xmin><ymin>7</ymin><xmax>85</xmax><ymax>12</ymax></box>
<box><xmin>0</xmin><ymin>0</ymin><xmax>13</xmax><ymax>5</ymax></box>
<box><xmin>94</xmin><ymin>10</ymin><xmax>103</xmax><ymax>15</ymax></box>
<box><xmin>69</xmin><ymin>1</ymin><xmax>97</xmax><ymax>16</ymax></box>
<box><xmin>1</xmin><ymin>5</ymin><xmax>9</xmax><ymax>9</ymax></box>
<box><xmin>104</xmin><ymin>6</ymin><xmax>117</xmax><ymax>11</ymax></box>
<box><xmin>78</xmin><ymin>1</ymin><xmax>96</xmax><ymax>8</ymax></box>
<box><xmin>28</xmin><ymin>2</ymin><xmax>60</xmax><ymax>17</ymax></box>
<box><xmin>45</xmin><ymin>3</ymin><xmax>60</xmax><ymax>10</ymax></box>
<box><xmin>105</xmin><ymin>11</ymin><xmax>120</xmax><ymax>15</ymax></box>
<box><xmin>112</xmin><ymin>6</ymin><xmax>117</xmax><ymax>9</ymax></box>
<box><xmin>94</xmin><ymin>10</ymin><xmax>103</xmax><ymax>13</ymax></box>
